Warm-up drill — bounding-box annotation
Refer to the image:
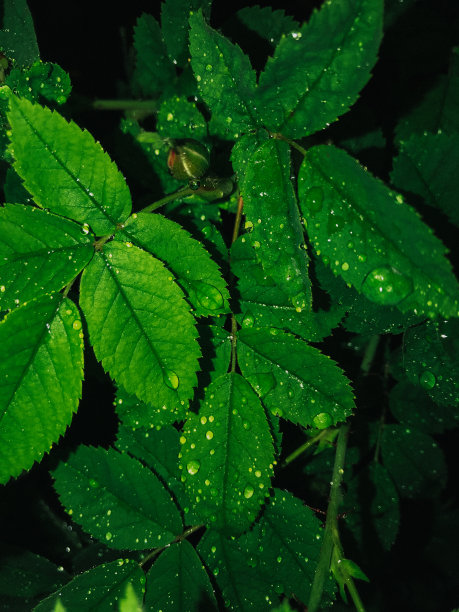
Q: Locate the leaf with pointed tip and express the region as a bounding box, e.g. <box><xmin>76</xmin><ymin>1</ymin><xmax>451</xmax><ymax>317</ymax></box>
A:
<box><xmin>381</xmin><ymin>425</ymin><xmax>447</xmax><ymax>499</ymax></box>
<box><xmin>298</xmin><ymin>145</ymin><xmax>459</xmax><ymax>318</ymax></box>
<box><xmin>0</xmin><ymin>204</ymin><xmax>94</xmax><ymax>311</ymax></box>
<box><xmin>189</xmin><ymin>10</ymin><xmax>258</xmax><ymax>138</ymax></box>
<box><xmin>238</xmin><ymin>328</ymin><xmax>354</xmax><ymax>428</ymax></box>
<box><xmin>144</xmin><ymin>540</ymin><xmax>216</xmax><ymax>610</ymax></box>
<box><xmin>7</xmin><ymin>96</ymin><xmax>132</xmax><ymax>235</ymax></box>
<box><xmin>0</xmin><ymin>0</ymin><xmax>39</xmax><ymax>67</ymax></box>
<box><xmin>52</xmin><ymin>446</ymin><xmax>182</xmax><ymax>550</ymax></box>
<box><xmin>157</xmin><ymin>96</ymin><xmax>207</xmax><ymax>141</ymax></box>
<box><xmin>180</xmin><ymin>372</ymin><xmax>274</xmax><ymax>536</ymax></box>
<box><xmin>161</xmin><ymin>0</ymin><xmax>212</xmax><ymax>67</ymax></box>
<box><xmin>0</xmin><ymin>295</ymin><xmax>83</xmax><ymax>484</ymax></box>
<box><xmin>241</xmin><ymin>139</ymin><xmax>311</xmax><ymax>308</ymax></box>
<box><xmin>34</xmin><ymin>560</ymin><xmax>145</xmax><ymax>612</ymax></box>
<box><xmin>257</xmin><ymin>0</ymin><xmax>383</xmax><ymax>138</ymax></box>
<box><xmin>131</xmin><ymin>13</ymin><xmax>175</xmax><ymax>99</ymax></box>
<box><xmin>231</xmin><ymin>235</ymin><xmax>344</xmax><ymax>341</ymax></box>
<box><xmin>237</xmin><ymin>6</ymin><xmax>299</xmax><ymax>47</ymax></box>
<box><xmin>117</xmin><ymin>213</ymin><xmax>230</xmax><ymax>317</ymax></box>
<box><xmin>119</xmin><ymin>582</ymin><xmax>143</xmax><ymax>612</ymax></box>
<box><xmin>5</xmin><ymin>61</ymin><xmax>71</xmax><ymax>105</ymax></box>
<box><xmin>391</xmin><ymin>132</ymin><xmax>459</xmax><ymax>228</ymax></box>
<box><xmin>79</xmin><ymin>241</ymin><xmax>200</xmax><ymax>412</ymax></box>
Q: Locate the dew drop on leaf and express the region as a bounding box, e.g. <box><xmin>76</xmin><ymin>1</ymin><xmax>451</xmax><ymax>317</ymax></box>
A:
<box><xmin>163</xmin><ymin>368</ymin><xmax>180</xmax><ymax>389</ymax></box>
<box><xmin>89</xmin><ymin>478</ymin><xmax>99</xmax><ymax>488</ymax></box>
<box><xmin>193</xmin><ymin>281</ymin><xmax>225</xmax><ymax>311</ymax></box>
<box><xmin>242</xmin><ymin>312</ymin><xmax>255</xmax><ymax>328</ymax></box>
<box><xmin>303</xmin><ymin>186</ymin><xmax>324</xmax><ymax>213</ymax></box>
<box><xmin>243</xmin><ymin>485</ymin><xmax>254</xmax><ymax>499</ymax></box>
<box><xmin>419</xmin><ymin>370</ymin><xmax>436</xmax><ymax>389</ymax></box>
<box><xmin>72</xmin><ymin>319</ymin><xmax>82</xmax><ymax>331</ymax></box>
<box><xmin>187</xmin><ymin>460</ymin><xmax>201</xmax><ymax>475</ymax></box>
<box><xmin>312</xmin><ymin>412</ymin><xmax>333</xmax><ymax>429</ymax></box>
<box><xmin>361</xmin><ymin>266</ymin><xmax>413</xmax><ymax>305</ymax></box>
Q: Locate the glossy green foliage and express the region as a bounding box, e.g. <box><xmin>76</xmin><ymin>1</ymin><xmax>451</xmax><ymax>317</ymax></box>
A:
<box><xmin>0</xmin><ymin>295</ymin><xmax>83</xmax><ymax>483</ymax></box>
<box><xmin>7</xmin><ymin>96</ymin><xmax>132</xmax><ymax>235</ymax></box>
<box><xmin>34</xmin><ymin>560</ymin><xmax>145</xmax><ymax>611</ymax></box>
<box><xmin>157</xmin><ymin>96</ymin><xmax>207</xmax><ymax>141</ymax></box>
<box><xmin>79</xmin><ymin>241</ymin><xmax>200</xmax><ymax>411</ymax></box>
<box><xmin>161</xmin><ymin>0</ymin><xmax>212</xmax><ymax>67</ymax></box>
<box><xmin>391</xmin><ymin>132</ymin><xmax>459</xmax><ymax>228</ymax></box>
<box><xmin>144</xmin><ymin>540</ymin><xmax>216</xmax><ymax>610</ymax></box>
<box><xmin>257</xmin><ymin>0</ymin><xmax>383</xmax><ymax>138</ymax></box>
<box><xmin>189</xmin><ymin>10</ymin><xmax>258</xmax><ymax>138</ymax></box>
<box><xmin>298</xmin><ymin>145</ymin><xmax>459</xmax><ymax>318</ymax></box>
<box><xmin>237</xmin><ymin>6</ymin><xmax>299</xmax><ymax>47</ymax></box>
<box><xmin>118</xmin><ymin>213</ymin><xmax>230</xmax><ymax>317</ymax></box>
<box><xmin>0</xmin><ymin>0</ymin><xmax>39</xmax><ymax>67</ymax></box>
<box><xmin>5</xmin><ymin>61</ymin><xmax>71</xmax><ymax>104</ymax></box>
<box><xmin>52</xmin><ymin>446</ymin><xmax>182</xmax><ymax>550</ymax></box>
<box><xmin>402</xmin><ymin>319</ymin><xmax>459</xmax><ymax>408</ymax></box>
<box><xmin>119</xmin><ymin>582</ymin><xmax>143</xmax><ymax>612</ymax></box>
<box><xmin>0</xmin><ymin>204</ymin><xmax>94</xmax><ymax>310</ymax></box>
<box><xmin>240</xmin><ymin>139</ymin><xmax>311</xmax><ymax>307</ymax></box>
<box><xmin>180</xmin><ymin>373</ymin><xmax>274</xmax><ymax>535</ymax></box>
<box><xmin>238</xmin><ymin>328</ymin><xmax>355</xmax><ymax>427</ymax></box>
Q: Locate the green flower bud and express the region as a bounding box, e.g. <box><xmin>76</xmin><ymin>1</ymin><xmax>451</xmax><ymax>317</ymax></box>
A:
<box><xmin>167</xmin><ymin>139</ymin><xmax>210</xmax><ymax>181</ymax></box>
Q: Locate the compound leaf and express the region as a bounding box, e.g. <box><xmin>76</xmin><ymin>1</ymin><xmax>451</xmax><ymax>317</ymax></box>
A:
<box><xmin>391</xmin><ymin>132</ymin><xmax>459</xmax><ymax>228</ymax></box>
<box><xmin>0</xmin><ymin>0</ymin><xmax>39</xmax><ymax>67</ymax></box>
<box><xmin>180</xmin><ymin>372</ymin><xmax>274</xmax><ymax>536</ymax></box>
<box><xmin>144</xmin><ymin>540</ymin><xmax>216</xmax><ymax>610</ymax></box>
<box><xmin>237</xmin><ymin>6</ymin><xmax>299</xmax><ymax>47</ymax></box>
<box><xmin>118</xmin><ymin>213</ymin><xmax>230</xmax><ymax>317</ymax></box>
<box><xmin>241</xmin><ymin>139</ymin><xmax>311</xmax><ymax>308</ymax></box>
<box><xmin>52</xmin><ymin>446</ymin><xmax>182</xmax><ymax>550</ymax></box>
<box><xmin>381</xmin><ymin>425</ymin><xmax>447</xmax><ymax>499</ymax></box>
<box><xmin>0</xmin><ymin>295</ymin><xmax>83</xmax><ymax>484</ymax></box>
<box><xmin>161</xmin><ymin>0</ymin><xmax>212</xmax><ymax>67</ymax></box>
<box><xmin>189</xmin><ymin>10</ymin><xmax>258</xmax><ymax>138</ymax></box>
<box><xmin>257</xmin><ymin>0</ymin><xmax>383</xmax><ymax>138</ymax></box>
<box><xmin>0</xmin><ymin>203</ymin><xmax>94</xmax><ymax>311</ymax></box>
<box><xmin>298</xmin><ymin>145</ymin><xmax>459</xmax><ymax>318</ymax></box>
<box><xmin>238</xmin><ymin>328</ymin><xmax>354</xmax><ymax>428</ymax></box>
<box><xmin>79</xmin><ymin>241</ymin><xmax>200</xmax><ymax>413</ymax></box>
<box><xmin>7</xmin><ymin>96</ymin><xmax>132</xmax><ymax>235</ymax></box>
<box><xmin>34</xmin><ymin>559</ymin><xmax>145</xmax><ymax>612</ymax></box>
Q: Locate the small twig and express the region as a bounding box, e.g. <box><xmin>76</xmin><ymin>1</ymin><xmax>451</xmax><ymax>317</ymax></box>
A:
<box><xmin>140</xmin><ymin>186</ymin><xmax>194</xmax><ymax>214</ymax></box>
<box><xmin>92</xmin><ymin>99</ymin><xmax>158</xmax><ymax>113</ymax></box>
<box><xmin>281</xmin><ymin>429</ymin><xmax>330</xmax><ymax>468</ymax></box>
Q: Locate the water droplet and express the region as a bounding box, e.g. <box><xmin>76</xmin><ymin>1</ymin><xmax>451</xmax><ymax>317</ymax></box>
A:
<box><xmin>243</xmin><ymin>420</ymin><xmax>251</xmax><ymax>430</ymax></box>
<box><xmin>312</xmin><ymin>412</ymin><xmax>333</xmax><ymax>429</ymax></box>
<box><xmin>206</xmin><ymin>64</ymin><xmax>212</xmax><ymax>71</ymax></box>
<box><xmin>244</xmin><ymin>485</ymin><xmax>254</xmax><ymax>499</ymax></box>
<box><xmin>163</xmin><ymin>368</ymin><xmax>179</xmax><ymax>389</ymax></box>
<box><xmin>303</xmin><ymin>186</ymin><xmax>324</xmax><ymax>213</ymax></box>
<box><xmin>206</xmin><ymin>430</ymin><xmax>214</xmax><ymax>440</ymax></box>
<box><xmin>72</xmin><ymin>319</ymin><xmax>82</xmax><ymax>331</ymax></box>
<box><xmin>89</xmin><ymin>478</ymin><xmax>99</xmax><ymax>488</ymax></box>
<box><xmin>0</xmin><ymin>285</ymin><xmax>5</xmax><ymax>292</ymax></box>
<box><xmin>192</xmin><ymin>281</ymin><xmax>224</xmax><ymax>311</ymax></box>
<box><xmin>242</xmin><ymin>312</ymin><xmax>255</xmax><ymax>328</ymax></box>
<box><xmin>361</xmin><ymin>266</ymin><xmax>413</xmax><ymax>305</ymax></box>
<box><xmin>105</xmin><ymin>532</ymin><xmax>112</xmax><ymax>541</ymax></box>
<box><xmin>187</xmin><ymin>460</ymin><xmax>200</xmax><ymax>475</ymax></box>
<box><xmin>419</xmin><ymin>370</ymin><xmax>436</xmax><ymax>389</ymax></box>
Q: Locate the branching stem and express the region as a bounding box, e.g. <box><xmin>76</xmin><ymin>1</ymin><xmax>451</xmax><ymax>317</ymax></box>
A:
<box><xmin>281</xmin><ymin>429</ymin><xmax>330</xmax><ymax>467</ymax></box>
<box><xmin>92</xmin><ymin>99</ymin><xmax>158</xmax><ymax>113</ymax></box>
<box><xmin>140</xmin><ymin>186</ymin><xmax>194</xmax><ymax>214</ymax></box>
<box><xmin>139</xmin><ymin>524</ymin><xmax>205</xmax><ymax>568</ymax></box>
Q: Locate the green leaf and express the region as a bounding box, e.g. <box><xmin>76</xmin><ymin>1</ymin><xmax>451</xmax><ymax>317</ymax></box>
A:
<box><xmin>117</xmin><ymin>213</ymin><xmax>230</xmax><ymax>317</ymax></box>
<box><xmin>402</xmin><ymin>319</ymin><xmax>459</xmax><ymax>408</ymax></box>
<box><xmin>196</xmin><ymin>324</ymin><xmax>232</xmax><ymax>388</ymax></box>
<box><xmin>0</xmin><ymin>204</ymin><xmax>94</xmax><ymax>311</ymax></box>
<box><xmin>395</xmin><ymin>47</ymin><xmax>459</xmax><ymax>142</ymax></box>
<box><xmin>5</xmin><ymin>61</ymin><xmax>71</xmax><ymax>105</ymax></box>
<box><xmin>114</xmin><ymin>385</ymin><xmax>188</xmax><ymax>430</ymax></box>
<box><xmin>3</xmin><ymin>166</ymin><xmax>31</xmax><ymax>203</ymax></box>
<box><xmin>257</xmin><ymin>0</ymin><xmax>383</xmax><ymax>138</ymax></box>
<box><xmin>231</xmin><ymin>131</ymin><xmax>269</xmax><ymax>191</ymax></box>
<box><xmin>391</xmin><ymin>132</ymin><xmax>459</xmax><ymax>228</ymax></box>
<box><xmin>237</xmin><ymin>6</ymin><xmax>299</xmax><ymax>47</ymax></box>
<box><xmin>231</xmin><ymin>235</ymin><xmax>344</xmax><ymax>342</ymax></box>
<box><xmin>79</xmin><ymin>241</ymin><xmax>200</xmax><ymax>412</ymax></box>
<box><xmin>389</xmin><ymin>381</ymin><xmax>459</xmax><ymax>434</ymax></box>
<box><xmin>189</xmin><ymin>10</ymin><xmax>258</xmax><ymax>138</ymax></box>
<box><xmin>298</xmin><ymin>144</ymin><xmax>459</xmax><ymax>318</ymax></box>
<box><xmin>0</xmin><ymin>295</ymin><xmax>83</xmax><ymax>484</ymax></box>
<box><xmin>180</xmin><ymin>372</ymin><xmax>274</xmax><ymax>535</ymax></box>
<box><xmin>343</xmin><ymin>462</ymin><xmax>400</xmax><ymax>551</ymax></box>
<box><xmin>7</xmin><ymin>96</ymin><xmax>132</xmax><ymax>235</ymax></box>
<box><xmin>52</xmin><ymin>446</ymin><xmax>182</xmax><ymax>550</ymax></box>
<box><xmin>161</xmin><ymin>0</ymin><xmax>212</xmax><ymax>67</ymax></box>
<box><xmin>0</xmin><ymin>0</ymin><xmax>39</xmax><ymax>67</ymax></box>
<box><xmin>131</xmin><ymin>13</ymin><xmax>175</xmax><ymax>99</ymax></box>
<box><xmin>381</xmin><ymin>425</ymin><xmax>447</xmax><ymax>499</ymax></box>
<box><xmin>33</xmin><ymin>559</ymin><xmax>145</xmax><ymax>612</ymax></box>
<box><xmin>241</xmin><ymin>139</ymin><xmax>311</xmax><ymax>307</ymax></box>
<box><xmin>238</xmin><ymin>328</ymin><xmax>354</xmax><ymax>428</ymax></box>
<box><xmin>119</xmin><ymin>582</ymin><xmax>143</xmax><ymax>612</ymax></box>
<box><xmin>157</xmin><ymin>96</ymin><xmax>207</xmax><ymax>141</ymax></box>
<box><xmin>144</xmin><ymin>540</ymin><xmax>216</xmax><ymax>610</ymax></box>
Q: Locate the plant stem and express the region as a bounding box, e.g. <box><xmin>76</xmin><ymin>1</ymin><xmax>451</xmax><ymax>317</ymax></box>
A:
<box><xmin>360</xmin><ymin>334</ymin><xmax>380</xmax><ymax>374</ymax></box>
<box><xmin>140</xmin><ymin>186</ymin><xmax>194</xmax><ymax>214</ymax></box>
<box><xmin>281</xmin><ymin>429</ymin><xmax>330</xmax><ymax>467</ymax></box>
<box><xmin>139</xmin><ymin>524</ymin><xmax>205</xmax><ymax>568</ymax></box>
<box><xmin>92</xmin><ymin>99</ymin><xmax>158</xmax><ymax>112</ymax></box>
<box><xmin>229</xmin><ymin>195</ymin><xmax>245</xmax><ymax>374</ymax></box>
<box><xmin>307</xmin><ymin>423</ymin><xmax>351</xmax><ymax>612</ymax></box>
<box><xmin>270</xmin><ymin>132</ymin><xmax>308</xmax><ymax>156</ymax></box>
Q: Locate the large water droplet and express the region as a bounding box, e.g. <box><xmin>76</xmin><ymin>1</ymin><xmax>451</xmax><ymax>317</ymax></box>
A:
<box><xmin>242</xmin><ymin>312</ymin><xmax>255</xmax><ymax>328</ymax></box>
<box><xmin>163</xmin><ymin>368</ymin><xmax>179</xmax><ymax>389</ymax></box>
<box><xmin>72</xmin><ymin>319</ymin><xmax>82</xmax><ymax>331</ymax></box>
<box><xmin>419</xmin><ymin>370</ymin><xmax>436</xmax><ymax>389</ymax></box>
<box><xmin>361</xmin><ymin>266</ymin><xmax>413</xmax><ymax>306</ymax></box>
<box><xmin>192</xmin><ymin>281</ymin><xmax>224</xmax><ymax>311</ymax></box>
<box><xmin>303</xmin><ymin>186</ymin><xmax>324</xmax><ymax>214</ymax></box>
<box><xmin>187</xmin><ymin>460</ymin><xmax>201</xmax><ymax>475</ymax></box>
<box><xmin>312</xmin><ymin>412</ymin><xmax>333</xmax><ymax>429</ymax></box>
<box><xmin>243</xmin><ymin>485</ymin><xmax>254</xmax><ymax>499</ymax></box>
